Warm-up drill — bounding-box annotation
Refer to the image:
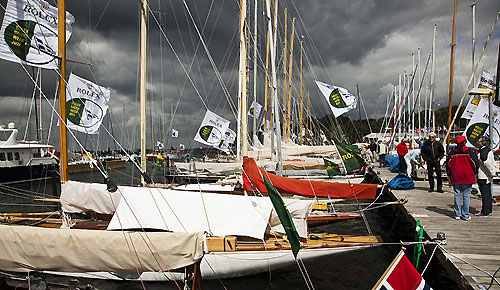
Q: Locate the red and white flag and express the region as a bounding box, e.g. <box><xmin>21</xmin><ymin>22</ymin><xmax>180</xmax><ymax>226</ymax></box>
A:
<box><xmin>372</xmin><ymin>250</ymin><xmax>432</xmax><ymax>290</ymax></box>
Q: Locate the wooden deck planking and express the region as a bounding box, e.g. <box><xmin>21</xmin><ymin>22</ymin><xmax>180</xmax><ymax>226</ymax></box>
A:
<box><xmin>376</xmin><ymin>167</ymin><xmax>500</xmax><ymax>290</ymax></box>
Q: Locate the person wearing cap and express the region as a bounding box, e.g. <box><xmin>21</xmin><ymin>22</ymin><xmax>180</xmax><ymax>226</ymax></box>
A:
<box><xmin>396</xmin><ymin>138</ymin><xmax>409</xmax><ymax>174</ymax></box>
<box><xmin>476</xmin><ymin>136</ymin><xmax>496</xmax><ymax>217</ymax></box>
<box><xmin>421</xmin><ymin>132</ymin><xmax>445</xmax><ymax>192</ymax></box>
<box><xmin>446</xmin><ymin>135</ymin><xmax>479</xmax><ymax>221</ymax></box>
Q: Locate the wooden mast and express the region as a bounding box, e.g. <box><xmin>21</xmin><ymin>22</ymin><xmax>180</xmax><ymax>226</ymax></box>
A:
<box><xmin>140</xmin><ymin>0</ymin><xmax>148</xmax><ymax>185</ymax></box>
<box><xmin>307</xmin><ymin>91</ymin><xmax>311</xmax><ymax>144</ymax></box>
<box><xmin>286</xmin><ymin>18</ymin><xmax>295</xmax><ymax>140</ymax></box>
<box><xmin>446</xmin><ymin>0</ymin><xmax>456</xmax><ymax>149</ymax></box>
<box><xmin>282</xmin><ymin>9</ymin><xmax>288</xmax><ymax>140</ymax></box>
<box><xmin>58</xmin><ymin>0</ymin><xmax>68</xmax><ymax>182</ymax></box>
<box><xmin>299</xmin><ymin>40</ymin><xmax>303</xmax><ymax>145</ymax></box>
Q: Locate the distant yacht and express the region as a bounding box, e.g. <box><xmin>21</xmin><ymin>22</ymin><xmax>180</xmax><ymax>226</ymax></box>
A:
<box><xmin>0</xmin><ymin>123</ymin><xmax>58</xmax><ymax>184</ymax></box>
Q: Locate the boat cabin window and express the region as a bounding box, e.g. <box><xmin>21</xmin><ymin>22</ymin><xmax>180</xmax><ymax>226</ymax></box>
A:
<box><xmin>7</xmin><ymin>152</ymin><xmax>13</xmax><ymax>161</ymax></box>
<box><xmin>32</xmin><ymin>152</ymin><xmax>41</xmax><ymax>158</ymax></box>
<box><xmin>14</xmin><ymin>152</ymin><xmax>20</xmax><ymax>160</ymax></box>
<box><xmin>0</xmin><ymin>153</ymin><xmax>5</xmax><ymax>161</ymax></box>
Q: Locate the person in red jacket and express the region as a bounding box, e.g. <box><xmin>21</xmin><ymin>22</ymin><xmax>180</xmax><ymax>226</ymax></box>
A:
<box><xmin>396</xmin><ymin>138</ymin><xmax>409</xmax><ymax>174</ymax></box>
<box><xmin>446</xmin><ymin>135</ymin><xmax>479</xmax><ymax>221</ymax></box>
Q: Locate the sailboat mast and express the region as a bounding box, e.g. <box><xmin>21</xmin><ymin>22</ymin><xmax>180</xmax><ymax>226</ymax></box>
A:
<box><xmin>263</xmin><ymin>29</ymin><xmax>270</xmax><ymax>133</ymax></box>
<box><xmin>307</xmin><ymin>91</ymin><xmax>311</xmax><ymax>144</ymax></box>
<box><xmin>447</xmin><ymin>0</ymin><xmax>457</xmax><ymax>148</ymax></box>
<box><xmin>140</xmin><ymin>0</ymin><xmax>148</xmax><ymax>184</ymax></box>
<box><xmin>282</xmin><ymin>9</ymin><xmax>288</xmax><ymax>139</ymax></box>
<box><xmin>471</xmin><ymin>1</ymin><xmax>476</xmax><ymax>85</ymax></box>
<box><xmin>239</xmin><ymin>0</ymin><xmax>248</xmax><ymax>157</ymax></box>
<box><xmin>58</xmin><ymin>0</ymin><xmax>68</xmax><ymax>182</ymax></box>
<box><xmin>299</xmin><ymin>40</ymin><xmax>303</xmax><ymax>145</ymax></box>
<box><xmin>252</xmin><ymin>0</ymin><xmax>258</xmax><ymax>145</ymax></box>
<box><xmin>398</xmin><ymin>74</ymin><xmax>401</xmax><ymax>140</ymax></box>
<box><xmin>286</xmin><ymin>18</ymin><xmax>295</xmax><ymax>140</ymax></box>
<box><xmin>417</xmin><ymin>48</ymin><xmax>421</xmax><ymax>139</ymax></box>
<box><xmin>266</xmin><ymin>0</ymin><xmax>282</xmax><ymax>173</ymax></box>
<box><xmin>411</xmin><ymin>51</ymin><xmax>415</xmax><ymax>144</ymax></box>
<box><xmin>430</xmin><ymin>24</ymin><xmax>437</xmax><ymax>132</ymax></box>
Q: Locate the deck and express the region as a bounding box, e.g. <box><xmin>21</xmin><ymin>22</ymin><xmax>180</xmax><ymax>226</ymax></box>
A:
<box><xmin>376</xmin><ymin>166</ymin><xmax>500</xmax><ymax>290</ymax></box>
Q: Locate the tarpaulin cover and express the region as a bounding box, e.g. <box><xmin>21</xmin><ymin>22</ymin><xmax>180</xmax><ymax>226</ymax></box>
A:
<box><xmin>242</xmin><ymin>157</ymin><xmax>376</xmax><ymax>199</ymax></box>
<box><xmin>385</xmin><ymin>155</ymin><xmax>400</xmax><ymax>173</ymax></box>
<box><xmin>387</xmin><ymin>174</ymin><xmax>415</xmax><ymax>190</ymax></box>
<box><xmin>0</xmin><ymin>225</ymin><xmax>204</xmax><ymax>273</ymax></box>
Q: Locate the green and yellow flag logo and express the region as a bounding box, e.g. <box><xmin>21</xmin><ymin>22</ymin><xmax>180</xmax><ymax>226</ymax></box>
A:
<box><xmin>329</xmin><ymin>88</ymin><xmax>347</xmax><ymax>108</ymax></box>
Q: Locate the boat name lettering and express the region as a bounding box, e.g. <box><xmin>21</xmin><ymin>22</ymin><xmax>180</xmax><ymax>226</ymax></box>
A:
<box><xmin>23</xmin><ymin>4</ymin><xmax>57</xmax><ymax>25</ymax></box>
<box><xmin>76</xmin><ymin>87</ymin><xmax>101</xmax><ymax>99</ymax></box>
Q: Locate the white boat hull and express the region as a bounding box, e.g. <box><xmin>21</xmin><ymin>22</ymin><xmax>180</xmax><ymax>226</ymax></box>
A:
<box><xmin>45</xmin><ymin>245</ymin><xmax>374</xmax><ymax>281</ymax></box>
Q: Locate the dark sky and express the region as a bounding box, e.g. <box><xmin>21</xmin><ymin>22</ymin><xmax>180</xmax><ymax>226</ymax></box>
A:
<box><xmin>0</xmin><ymin>0</ymin><xmax>499</xmax><ymax>150</ymax></box>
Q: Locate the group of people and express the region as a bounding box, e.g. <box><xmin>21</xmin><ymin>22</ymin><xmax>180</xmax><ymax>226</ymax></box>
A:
<box><xmin>394</xmin><ymin>133</ymin><xmax>496</xmax><ymax>221</ymax></box>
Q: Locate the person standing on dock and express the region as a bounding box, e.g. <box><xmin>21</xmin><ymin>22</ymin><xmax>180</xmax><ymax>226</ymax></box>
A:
<box><xmin>377</xmin><ymin>140</ymin><xmax>388</xmax><ymax>168</ymax></box>
<box><xmin>369</xmin><ymin>140</ymin><xmax>378</xmax><ymax>164</ymax></box>
<box><xmin>421</xmin><ymin>132</ymin><xmax>444</xmax><ymax>192</ymax></box>
<box><xmin>476</xmin><ymin>136</ymin><xmax>496</xmax><ymax>217</ymax></box>
<box><xmin>396</xmin><ymin>138</ymin><xmax>408</xmax><ymax>174</ymax></box>
<box><xmin>446</xmin><ymin>135</ymin><xmax>479</xmax><ymax>221</ymax></box>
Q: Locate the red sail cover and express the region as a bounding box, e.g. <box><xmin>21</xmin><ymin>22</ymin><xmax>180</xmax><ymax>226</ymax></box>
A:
<box><xmin>242</xmin><ymin>157</ymin><xmax>377</xmax><ymax>199</ymax></box>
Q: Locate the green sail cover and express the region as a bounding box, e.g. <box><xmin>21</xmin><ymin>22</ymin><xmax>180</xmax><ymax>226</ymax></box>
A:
<box><xmin>336</xmin><ymin>142</ymin><xmax>366</xmax><ymax>174</ymax></box>
<box><xmin>324</xmin><ymin>158</ymin><xmax>342</xmax><ymax>177</ymax></box>
<box><xmin>263</xmin><ymin>176</ymin><xmax>301</xmax><ymax>258</ymax></box>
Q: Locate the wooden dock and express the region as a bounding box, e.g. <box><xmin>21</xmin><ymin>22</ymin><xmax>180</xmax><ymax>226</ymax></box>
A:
<box><xmin>376</xmin><ymin>166</ymin><xmax>500</xmax><ymax>290</ymax></box>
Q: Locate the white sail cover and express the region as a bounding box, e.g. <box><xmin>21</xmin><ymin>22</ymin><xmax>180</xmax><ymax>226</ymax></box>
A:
<box><xmin>107</xmin><ymin>186</ymin><xmax>314</xmax><ymax>239</ymax></box>
<box><xmin>61</xmin><ymin>180</ymin><xmax>121</xmax><ymax>214</ymax></box>
<box><xmin>0</xmin><ymin>0</ymin><xmax>74</xmax><ymax>69</ymax></box>
<box><xmin>66</xmin><ymin>74</ymin><xmax>111</xmax><ymax>134</ymax></box>
<box><xmin>0</xmin><ymin>224</ymin><xmax>204</xmax><ymax>273</ymax></box>
<box><xmin>315</xmin><ymin>81</ymin><xmax>356</xmax><ymax>117</ymax></box>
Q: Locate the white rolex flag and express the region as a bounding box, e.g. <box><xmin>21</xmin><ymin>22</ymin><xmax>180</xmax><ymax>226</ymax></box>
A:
<box><xmin>462</xmin><ymin>70</ymin><xmax>497</xmax><ymax>119</ymax></box>
<box><xmin>464</xmin><ymin>98</ymin><xmax>500</xmax><ymax>151</ymax></box>
<box><xmin>66</xmin><ymin>74</ymin><xmax>110</xmax><ymax>134</ymax></box>
<box><xmin>248</xmin><ymin>101</ymin><xmax>263</xmax><ymax>118</ymax></box>
<box><xmin>0</xmin><ymin>0</ymin><xmax>75</xmax><ymax>69</ymax></box>
<box><xmin>171</xmin><ymin>129</ymin><xmax>179</xmax><ymax>138</ymax></box>
<box><xmin>315</xmin><ymin>80</ymin><xmax>356</xmax><ymax>117</ymax></box>
<box><xmin>194</xmin><ymin>110</ymin><xmax>230</xmax><ymax>146</ymax></box>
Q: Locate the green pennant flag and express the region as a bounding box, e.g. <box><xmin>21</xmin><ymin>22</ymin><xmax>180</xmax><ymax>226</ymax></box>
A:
<box><xmin>263</xmin><ymin>176</ymin><xmax>301</xmax><ymax>258</ymax></box>
<box><xmin>324</xmin><ymin>158</ymin><xmax>342</xmax><ymax>177</ymax></box>
<box><xmin>336</xmin><ymin>142</ymin><xmax>366</xmax><ymax>174</ymax></box>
